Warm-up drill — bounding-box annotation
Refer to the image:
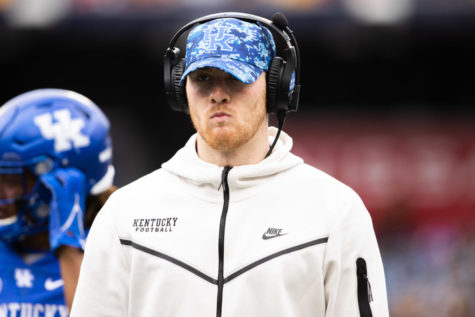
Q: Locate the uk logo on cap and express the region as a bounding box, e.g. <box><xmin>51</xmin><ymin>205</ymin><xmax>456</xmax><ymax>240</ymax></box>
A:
<box><xmin>180</xmin><ymin>18</ymin><xmax>276</xmax><ymax>85</ymax></box>
<box><xmin>203</xmin><ymin>26</ymin><xmax>234</xmax><ymax>52</ymax></box>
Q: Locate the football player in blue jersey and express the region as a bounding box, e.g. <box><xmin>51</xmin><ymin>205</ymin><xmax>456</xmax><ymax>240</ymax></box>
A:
<box><xmin>0</xmin><ymin>89</ymin><xmax>116</xmax><ymax>315</ymax></box>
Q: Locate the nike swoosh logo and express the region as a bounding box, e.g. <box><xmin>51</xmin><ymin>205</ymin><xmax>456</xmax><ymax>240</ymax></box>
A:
<box><xmin>44</xmin><ymin>278</ymin><xmax>64</xmax><ymax>291</ymax></box>
<box><xmin>262</xmin><ymin>233</ymin><xmax>288</xmax><ymax>240</ymax></box>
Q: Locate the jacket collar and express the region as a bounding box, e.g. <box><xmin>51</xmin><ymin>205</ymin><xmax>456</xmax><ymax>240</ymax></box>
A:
<box><xmin>162</xmin><ymin>127</ymin><xmax>303</xmax><ymax>200</ymax></box>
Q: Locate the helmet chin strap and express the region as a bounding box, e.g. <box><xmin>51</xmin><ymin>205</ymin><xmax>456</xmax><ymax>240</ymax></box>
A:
<box><xmin>265</xmin><ymin>111</ymin><xmax>287</xmax><ymax>159</ymax></box>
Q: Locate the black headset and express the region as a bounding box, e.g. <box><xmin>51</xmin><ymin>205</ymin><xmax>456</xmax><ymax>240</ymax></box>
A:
<box><xmin>163</xmin><ymin>12</ymin><xmax>301</xmax><ymax>116</ymax></box>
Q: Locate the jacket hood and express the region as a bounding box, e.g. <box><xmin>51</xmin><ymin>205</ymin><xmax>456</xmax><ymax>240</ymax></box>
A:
<box><xmin>162</xmin><ymin>127</ymin><xmax>303</xmax><ymax>197</ymax></box>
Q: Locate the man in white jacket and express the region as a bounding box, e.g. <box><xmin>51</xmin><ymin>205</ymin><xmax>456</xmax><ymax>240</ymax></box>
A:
<box><xmin>71</xmin><ymin>12</ymin><xmax>389</xmax><ymax>317</ymax></box>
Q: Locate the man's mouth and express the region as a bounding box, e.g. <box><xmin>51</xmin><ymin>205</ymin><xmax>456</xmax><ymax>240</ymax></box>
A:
<box><xmin>0</xmin><ymin>214</ymin><xmax>18</xmax><ymax>225</ymax></box>
<box><xmin>211</xmin><ymin>111</ymin><xmax>230</xmax><ymax>119</ymax></box>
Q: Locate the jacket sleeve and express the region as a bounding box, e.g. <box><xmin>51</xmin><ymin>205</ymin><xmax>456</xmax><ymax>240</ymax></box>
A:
<box><xmin>323</xmin><ymin>191</ymin><xmax>389</xmax><ymax>317</ymax></box>
<box><xmin>70</xmin><ymin>195</ymin><xmax>130</xmax><ymax>316</ymax></box>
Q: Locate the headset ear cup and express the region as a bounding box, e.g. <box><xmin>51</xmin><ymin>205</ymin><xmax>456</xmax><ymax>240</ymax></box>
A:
<box><xmin>266</xmin><ymin>57</ymin><xmax>284</xmax><ymax>113</ymax></box>
<box><xmin>171</xmin><ymin>58</ymin><xmax>188</xmax><ymax>113</ymax></box>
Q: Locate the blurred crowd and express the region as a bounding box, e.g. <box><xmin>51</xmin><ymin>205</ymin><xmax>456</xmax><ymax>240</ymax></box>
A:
<box><xmin>2</xmin><ymin>0</ymin><xmax>475</xmax><ymax>28</ymax></box>
<box><xmin>382</xmin><ymin>225</ymin><xmax>475</xmax><ymax>316</ymax></box>
<box><xmin>0</xmin><ymin>0</ymin><xmax>327</xmax><ymax>19</ymax></box>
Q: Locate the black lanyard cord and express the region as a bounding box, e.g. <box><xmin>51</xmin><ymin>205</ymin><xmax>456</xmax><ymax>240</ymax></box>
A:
<box><xmin>265</xmin><ymin>111</ymin><xmax>287</xmax><ymax>159</ymax></box>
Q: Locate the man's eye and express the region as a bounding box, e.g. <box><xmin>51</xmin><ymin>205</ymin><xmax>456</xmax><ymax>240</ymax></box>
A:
<box><xmin>197</xmin><ymin>74</ymin><xmax>210</xmax><ymax>82</ymax></box>
<box><xmin>226</xmin><ymin>74</ymin><xmax>244</xmax><ymax>86</ymax></box>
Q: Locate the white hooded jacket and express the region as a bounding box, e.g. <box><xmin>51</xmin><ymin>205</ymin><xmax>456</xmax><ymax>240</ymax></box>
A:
<box><xmin>71</xmin><ymin>128</ymin><xmax>389</xmax><ymax>317</ymax></box>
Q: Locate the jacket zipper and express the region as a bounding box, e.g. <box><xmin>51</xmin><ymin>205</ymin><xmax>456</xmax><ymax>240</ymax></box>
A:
<box><xmin>356</xmin><ymin>257</ymin><xmax>373</xmax><ymax>317</ymax></box>
<box><xmin>217</xmin><ymin>166</ymin><xmax>232</xmax><ymax>317</ymax></box>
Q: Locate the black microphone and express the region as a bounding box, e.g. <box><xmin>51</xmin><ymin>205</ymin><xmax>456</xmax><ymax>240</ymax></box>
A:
<box><xmin>272</xmin><ymin>12</ymin><xmax>289</xmax><ymax>30</ymax></box>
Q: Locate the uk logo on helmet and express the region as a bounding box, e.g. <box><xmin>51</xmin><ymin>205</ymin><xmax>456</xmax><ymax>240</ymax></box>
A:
<box><xmin>33</xmin><ymin>109</ymin><xmax>90</xmax><ymax>152</ymax></box>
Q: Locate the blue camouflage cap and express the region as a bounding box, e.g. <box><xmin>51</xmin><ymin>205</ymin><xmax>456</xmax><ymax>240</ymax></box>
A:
<box><xmin>180</xmin><ymin>18</ymin><xmax>276</xmax><ymax>85</ymax></box>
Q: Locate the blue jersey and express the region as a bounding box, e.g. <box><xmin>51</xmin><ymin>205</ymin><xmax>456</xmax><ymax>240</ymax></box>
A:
<box><xmin>0</xmin><ymin>241</ymin><xmax>68</xmax><ymax>317</ymax></box>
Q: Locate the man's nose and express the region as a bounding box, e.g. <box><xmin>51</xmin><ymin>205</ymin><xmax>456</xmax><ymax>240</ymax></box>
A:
<box><xmin>210</xmin><ymin>82</ymin><xmax>230</xmax><ymax>104</ymax></box>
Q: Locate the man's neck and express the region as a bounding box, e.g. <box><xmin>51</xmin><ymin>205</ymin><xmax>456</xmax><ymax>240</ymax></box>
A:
<box><xmin>196</xmin><ymin>125</ymin><xmax>270</xmax><ymax>167</ymax></box>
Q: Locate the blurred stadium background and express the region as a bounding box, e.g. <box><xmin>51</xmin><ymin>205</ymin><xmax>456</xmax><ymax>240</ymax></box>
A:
<box><xmin>1</xmin><ymin>0</ymin><xmax>474</xmax><ymax>315</ymax></box>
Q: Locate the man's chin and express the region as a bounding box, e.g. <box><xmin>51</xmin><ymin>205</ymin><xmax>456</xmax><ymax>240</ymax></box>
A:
<box><xmin>204</xmin><ymin>128</ymin><xmax>245</xmax><ymax>151</ymax></box>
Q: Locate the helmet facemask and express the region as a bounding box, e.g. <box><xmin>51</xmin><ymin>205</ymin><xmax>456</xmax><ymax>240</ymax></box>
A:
<box><xmin>0</xmin><ymin>163</ymin><xmax>53</xmax><ymax>243</ymax></box>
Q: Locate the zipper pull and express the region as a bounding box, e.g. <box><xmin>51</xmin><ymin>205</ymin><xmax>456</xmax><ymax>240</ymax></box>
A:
<box><xmin>218</xmin><ymin>166</ymin><xmax>232</xmax><ymax>191</ymax></box>
<box><xmin>365</xmin><ymin>273</ymin><xmax>373</xmax><ymax>302</ymax></box>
